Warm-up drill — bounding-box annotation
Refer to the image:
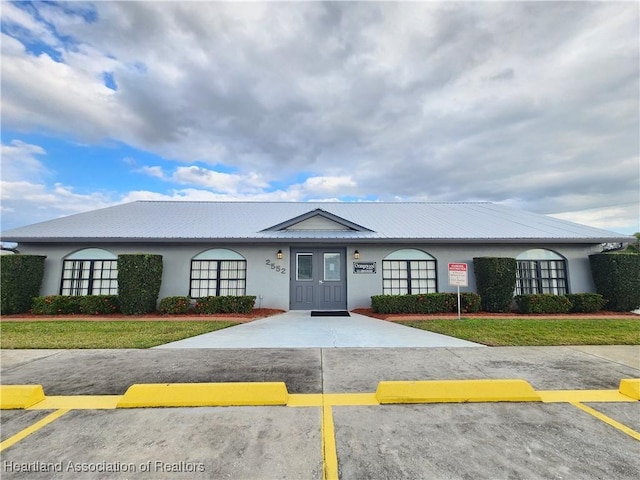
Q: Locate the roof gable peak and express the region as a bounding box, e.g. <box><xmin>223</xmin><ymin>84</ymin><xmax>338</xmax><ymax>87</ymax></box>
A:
<box><xmin>262</xmin><ymin>208</ymin><xmax>374</xmax><ymax>232</ymax></box>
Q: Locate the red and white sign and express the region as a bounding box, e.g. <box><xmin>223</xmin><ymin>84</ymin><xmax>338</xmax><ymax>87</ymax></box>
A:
<box><xmin>448</xmin><ymin>263</ymin><xmax>468</xmax><ymax>287</ymax></box>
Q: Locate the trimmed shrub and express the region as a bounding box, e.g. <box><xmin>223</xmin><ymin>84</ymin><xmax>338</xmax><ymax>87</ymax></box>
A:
<box><xmin>117</xmin><ymin>254</ymin><xmax>163</xmax><ymax>315</ymax></box>
<box><xmin>589</xmin><ymin>254</ymin><xmax>640</xmax><ymax>311</ymax></box>
<box><xmin>515</xmin><ymin>294</ymin><xmax>572</xmax><ymax>314</ymax></box>
<box><xmin>564</xmin><ymin>293</ymin><xmax>606</xmax><ymax>313</ymax></box>
<box><xmin>79</xmin><ymin>295</ymin><xmax>120</xmax><ymax>315</ymax></box>
<box><xmin>194</xmin><ymin>296</ymin><xmax>256</xmax><ymax>314</ymax></box>
<box><xmin>158</xmin><ymin>296</ymin><xmax>192</xmax><ymax>314</ymax></box>
<box><xmin>370</xmin><ymin>293</ymin><xmax>482</xmax><ymax>314</ymax></box>
<box><xmin>1</xmin><ymin>255</ymin><xmax>46</xmax><ymax>314</ymax></box>
<box><xmin>473</xmin><ymin>257</ymin><xmax>517</xmax><ymax>313</ymax></box>
<box><xmin>458</xmin><ymin>292</ymin><xmax>482</xmax><ymax>313</ymax></box>
<box><xmin>31</xmin><ymin>295</ymin><xmax>119</xmax><ymax>315</ymax></box>
<box><xmin>371</xmin><ymin>293</ymin><xmax>452</xmax><ymax>314</ymax></box>
<box><xmin>32</xmin><ymin>295</ymin><xmax>82</xmax><ymax>315</ymax></box>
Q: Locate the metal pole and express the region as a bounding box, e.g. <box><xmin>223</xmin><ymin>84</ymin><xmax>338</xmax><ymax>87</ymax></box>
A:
<box><xmin>457</xmin><ymin>285</ymin><xmax>461</xmax><ymax>320</ymax></box>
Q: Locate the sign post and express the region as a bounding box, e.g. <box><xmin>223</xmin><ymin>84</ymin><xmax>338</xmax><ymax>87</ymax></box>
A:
<box><xmin>448</xmin><ymin>263</ymin><xmax>468</xmax><ymax>320</ymax></box>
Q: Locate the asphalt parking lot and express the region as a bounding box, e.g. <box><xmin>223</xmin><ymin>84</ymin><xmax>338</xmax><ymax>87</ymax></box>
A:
<box><xmin>1</xmin><ymin>346</ymin><xmax>639</xmax><ymax>479</ymax></box>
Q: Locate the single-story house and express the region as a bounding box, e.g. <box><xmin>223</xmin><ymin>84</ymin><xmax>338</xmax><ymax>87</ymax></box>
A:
<box><xmin>0</xmin><ymin>201</ymin><xmax>633</xmax><ymax>311</ymax></box>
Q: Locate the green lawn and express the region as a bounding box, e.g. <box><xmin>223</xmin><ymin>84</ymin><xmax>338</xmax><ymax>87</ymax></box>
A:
<box><xmin>0</xmin><ymin>321</ymin><xmax>239</xmax><ymax>349</ymax></box>
<box><xmin>1</xmin><ymin>318</ymin><xmax>638</xmax><ymax>349</ymax></box>
<box><xmin>399</xmin><ymin>318</ymin><xmax>640</xmax><ymax>346</ymax></box>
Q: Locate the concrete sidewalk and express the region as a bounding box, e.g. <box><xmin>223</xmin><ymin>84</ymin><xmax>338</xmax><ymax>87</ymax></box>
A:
<box><xmin>156</xmin><ymin>310</ymin><xmax>483</xmax><ymax>348</ymax></box>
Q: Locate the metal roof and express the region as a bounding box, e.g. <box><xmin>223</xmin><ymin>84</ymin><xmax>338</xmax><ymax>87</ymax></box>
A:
<box><xmin>0</xmin><ymin>201</ymin><xmax>632</xmax><ymax>244</ymax></box>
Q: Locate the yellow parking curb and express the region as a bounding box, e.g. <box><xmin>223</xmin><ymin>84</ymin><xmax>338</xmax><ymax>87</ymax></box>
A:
<box><xmin>3</xmin><ymin>379</ymin><xmax>636</xmax><ymax>410</ymax></box>
<box><xmin>116</xmin><ymin>382</ymin><xmax>289</xmax><ymax>408</ymax></box>
<box><xmin>619</xmin><ymin>379</ymin><xmax>640</xmax><ymax>400</ymax></box>
<box><xmin>0</xmin><ymin>385</ymin><xmax>45</xmax><ymax>409</ymax></box>
<box><xmin>375</xmin><ymin>379</ymin><xmax>541</xmax><ymax>404</ymax></box>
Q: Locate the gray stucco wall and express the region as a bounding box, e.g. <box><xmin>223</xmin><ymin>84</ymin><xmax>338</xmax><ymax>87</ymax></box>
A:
<box><xmin>17</xmin><ymin>242</ymin><xmax>603</xmax><ymax>311</ymax></box>
<box><xmin>344</xmin><ymin>243</ymin><xmax>602</xmax><ymax>309</ymax></box>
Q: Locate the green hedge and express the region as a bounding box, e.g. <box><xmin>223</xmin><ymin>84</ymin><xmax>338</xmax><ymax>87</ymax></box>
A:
<box><xmin>589</xmin><ymin>254</ymin><xmax>640</xmax><ymax>311</ymax></box>
<box><xmin>117</xmin><ymin>254</ymin><xmax>163</xmax><ymax>315</ymax></box>
<box><xmin>371</xmin><ymin>293</ymin><xmax>481</xmax><ymax>314</ymax></box>
<box><xmin>78</xmin><ymin>295</ymin><xmax>120</xmax><ymax>315</ymax></box>
<box><xmin>31</xmin><ymin>295</ymin><xmax>119</xmax><ymax>315</ymax></box>
<box><xmin>32</xmin><ymin>295</ymin><xmax>81</xmax><ymax>315</ymax></box>
<box><xmin>515</xmin><ymin>294</ymin><xmax>572</xmax><ymax>314</ymax></box>
<box><xmin>1</xmin><ymin>255</ymin><xmax>46</xmax><ymax>314</ymax></box>
<box><xmin>458</xmin><ymin>292</ymin><xmax>482</xmax><ymax>313</ymax></box>
<box><xmin>194</xmin><ymin>296</ymin><xmax>256</xmax><ymax>314</ymax></box>
<box><xmin>473</xmin><ymin>257</ymin><xmax>517</xmax><ymax>313</ymax></box>
<box><xmin>158</xmin><ymin>296</ymin><xmax>192</xmax><ymax>314</ymax></box>
<box><xmin>565</xmin><ymin>293</ymin><xmax>606</xmax><ymax>313</ymax></box>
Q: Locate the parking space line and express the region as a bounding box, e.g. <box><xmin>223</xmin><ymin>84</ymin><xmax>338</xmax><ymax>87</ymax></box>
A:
<box><xmin>287</xmin><ymin>393</ymin><xmax>323</xmax><ymax>407</ymax></box>
<box><xmin>322</xmin><ymin>403</ymin><xmax>339</xmax><ymax>480</ymax></box>
<box><xmin>0</xmin><ymin>409</ymin><xmax>70</xmax><ymax>453</ymax></box>
<box><xmin>570</xmin><ymin>402</ymin><xmax>640</xmax><ymax>441</ymax></box>
<box><xmin>323</xmin><ymin>393</ymin><xmax>379</xmax><ymax>406</ymax></box>
<box><xmin>27</xmin><ymin>395</ymin><xmax>122</xmax><ymax>410</ymax></box>
<box><xmin>539</xmin><ymin>390</ymin><xmax>634</xmax><ymax>403</ymax></box>
<box><xmin>288</xmin><ymin>393</ymin><xmax>378</xmax><ymax>407</ymax></box>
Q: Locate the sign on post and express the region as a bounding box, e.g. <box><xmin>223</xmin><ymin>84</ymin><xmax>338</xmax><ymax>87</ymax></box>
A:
<box><xmin>448</xmin><ymin>263</ymin><xmax>468</xmax><ymax>319</ymax></box>
<box><xmin>448</xmin><ymin>263</ymin><xmax>468</xmax><ymax>287</ymax></box>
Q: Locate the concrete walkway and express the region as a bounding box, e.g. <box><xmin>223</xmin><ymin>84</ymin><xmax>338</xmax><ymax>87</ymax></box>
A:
<box><xmin>156</xmin><ymin>311</ymin><xmax>483</xmax><ymax>348</ymax></box>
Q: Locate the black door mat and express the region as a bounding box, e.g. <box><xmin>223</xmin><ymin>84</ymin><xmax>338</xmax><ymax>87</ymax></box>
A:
<box><xmin>310</xmin><ymin>311</ymin><xmax>350</xmax><ymax>317</ymax></box>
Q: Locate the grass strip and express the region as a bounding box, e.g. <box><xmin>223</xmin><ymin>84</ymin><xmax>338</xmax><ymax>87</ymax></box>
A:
<box><xmin>399</xmin><ymin>318</ymin><xmax>640</xmax><ymax>346</ymax></box>
<box><xmin>0</xmin><ymin>321</ymin><xmax>239</xmax><ymax>349</ymax></box>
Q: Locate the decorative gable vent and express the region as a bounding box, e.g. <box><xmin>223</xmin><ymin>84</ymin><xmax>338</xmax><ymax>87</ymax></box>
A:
<box><xmin>285</xmin><ymin>215</ymin><xmax>352</xmax><ymax>231</ymax></box>
<box><xmin>262</xmin><ymin>208</ymin><xmax>374</xmax><ymax>232</ymax></box>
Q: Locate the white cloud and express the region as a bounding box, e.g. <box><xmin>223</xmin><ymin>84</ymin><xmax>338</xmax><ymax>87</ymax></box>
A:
<box><xmin>137</xmin><ymin>166</ymin><xmax>165</xmax><ymax>179</ymax></box>
<box><xmin>0</xmin><ymin>2</ymin><xmax>60</xmax><ymax>48</ymax></box>
<box><xmin>0</xmin><ymin>141</ymin><xmax>113</xmax><ymax>229</ymax></box>
<box><xmin>300</xmin><ymin>176</ymin><xmax>357</xmax><ymax>195</ymax></box>
<box><xmin>1</xmin><ymin>140</ymin><xmax>49</xmax><ymax>182</ymax></box>
<box><xmin>550</xmin><ymin>205</ymin><xmax>640</xmax><ymax>234</ymax></box>
<box><xmin>1</xmin><ymin>180</ymin><xmax>114</xmax><ymax>230</ymax></box>
<box><xmin>136</xmin><ymin>165</ymin><xmax>270</xmax><ymax>194</ymax></box>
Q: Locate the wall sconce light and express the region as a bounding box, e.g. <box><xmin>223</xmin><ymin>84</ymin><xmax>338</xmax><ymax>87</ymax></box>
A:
<box><xmin>276</xmin><ymin>249</ymin><xmax>283</xmax><ymax>260</ymax></box>
<box><xmin>353</xmin><ymin>250</ymin><xmax>360</xmax><ymax>259</ymax></box>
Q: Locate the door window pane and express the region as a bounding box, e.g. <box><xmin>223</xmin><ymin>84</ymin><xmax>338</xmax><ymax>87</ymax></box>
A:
<box><xmin>324</xmin><ymin>253</ymin><xmax>341</xmax><ymax>281</ymax></box>
<box><xmin>297</xmin><ymin>253</ymin><xmax>313</xmax><ymax>281</ymax></box>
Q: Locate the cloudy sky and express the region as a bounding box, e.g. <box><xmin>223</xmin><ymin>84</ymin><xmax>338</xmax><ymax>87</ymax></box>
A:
<box><xmin>1</xmin><ymin>1</ymin><xmax>638</xmax><ymax>234</ymax></box>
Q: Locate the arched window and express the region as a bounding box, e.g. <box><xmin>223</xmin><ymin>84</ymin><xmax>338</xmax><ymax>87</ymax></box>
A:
<box><xmin>516</xmin><ymin>249</ymin><xmax>568</xmax><ymax>295</ymax></box>
<box><xmin>382</xmin><ymin>249</ymin><xmax>437</xmax><ymax>295</ymax></box>
<box><xmin>190</xmin><ymin>249</ymin><xmax>247</xmax><ymax>298</ymax></box>
<box><xmin>61</xmin><ymin>248</ymin><xmax>118</xmax><ymax>296</ymax></box>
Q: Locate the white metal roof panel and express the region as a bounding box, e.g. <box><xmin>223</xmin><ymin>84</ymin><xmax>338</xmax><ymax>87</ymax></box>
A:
<box><xmin>0</xmin><ymin>201</ymin><xmax>632</xmax><ymax>244</ymax></box>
